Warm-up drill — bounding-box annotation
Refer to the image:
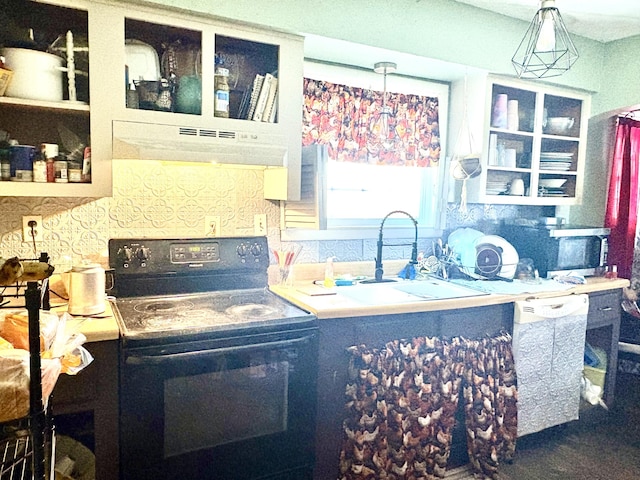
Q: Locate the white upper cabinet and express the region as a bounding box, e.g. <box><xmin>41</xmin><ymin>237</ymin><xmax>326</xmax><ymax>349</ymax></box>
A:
<box><xmin>103</xmin><ymin>1</ymin><xmax>304</xmax><ymax>201</ymax></box>
<box><xmin>0</xmin><ymin>0</ymin><xmax>112</xmax><ymax>197</ymax></box>
<box><xmin>449</xmin><ymin>74</ymin><xmax>590</xmax><ymax>206</ymax></box>
<box><xmin>1</xmin><ymin>0</ymin><xmax>303</xmax><ymax>200</ymax></box>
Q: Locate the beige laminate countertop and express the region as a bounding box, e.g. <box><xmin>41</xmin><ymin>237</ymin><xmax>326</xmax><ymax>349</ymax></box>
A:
<box><xmin>270</xmin><ymin>263</ymin><xmax>629</xmax><ymax>319</ymax></box>
<box><xmin>48</xmin><ymin>299</ymin><xmax>120</xmax><ymax>343</ymax></box>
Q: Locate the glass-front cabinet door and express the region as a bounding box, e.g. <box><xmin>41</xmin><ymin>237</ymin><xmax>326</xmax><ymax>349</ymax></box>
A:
<box><xmin>123</xmin><ymin>19</ymin><xmax>281</xmax><ymax>123</ymax></box>
<box><xmin>111</xmin><ymin>3</ymin><xmax>303</xmax><ymax>200</ymax></box>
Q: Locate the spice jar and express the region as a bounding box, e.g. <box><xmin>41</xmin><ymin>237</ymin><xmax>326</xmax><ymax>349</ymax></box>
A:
<box><xmin>214</xmin><ymin>67</ymin><xmax>230</xmax><ymax>118</ymax></box>
<box><xmin>54</xmin><ymin>154</ymin><xmax>68</xmax><ymax>183</ymax></box>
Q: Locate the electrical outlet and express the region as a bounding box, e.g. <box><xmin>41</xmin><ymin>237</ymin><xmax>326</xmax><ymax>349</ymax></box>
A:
<box><xmin>205</xmin><ymin>215</ymin><xmax>221</xmax><ymax>237</ymax></box>
<box><xmin>22</xmin><ymin>215</ymin><xmax>43</xmax><ymax>242</ymax></box>
<box><xmin>254</xmin><ymin>214</ymin><xmax>267</xmax><ymax>236</ymax></box>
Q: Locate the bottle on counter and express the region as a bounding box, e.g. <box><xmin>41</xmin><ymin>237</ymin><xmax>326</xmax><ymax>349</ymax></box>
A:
<box><xmin>214</xmin><ymin>67</ymin><xmax>230</xmax><ymax>118</ymax></box>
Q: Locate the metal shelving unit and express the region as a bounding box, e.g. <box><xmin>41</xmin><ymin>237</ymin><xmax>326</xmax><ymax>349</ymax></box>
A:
<box><xmin>0</xmin><ymin>254</ymin><xmax>53</xmax><ymax>480</ymax></box>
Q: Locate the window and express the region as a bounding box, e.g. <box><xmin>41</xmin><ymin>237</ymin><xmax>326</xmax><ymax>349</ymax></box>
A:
<box><xmin>282</xmin><ymin>61</ymin><xmax>449</xmax><ymax>240</ymax></box>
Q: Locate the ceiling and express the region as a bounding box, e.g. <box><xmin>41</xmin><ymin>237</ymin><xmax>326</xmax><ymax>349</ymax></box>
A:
<box><xmin>454</xmin><ymin>0</ymin><xmax>640</xmax><ymax>43</ymax></box>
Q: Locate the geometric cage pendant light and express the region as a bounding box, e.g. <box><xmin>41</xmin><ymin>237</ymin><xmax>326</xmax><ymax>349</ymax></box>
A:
<box><xmin>512</xmin><ymin>0</ymin><xmax>579</xmax><ymax>79</ymax></box>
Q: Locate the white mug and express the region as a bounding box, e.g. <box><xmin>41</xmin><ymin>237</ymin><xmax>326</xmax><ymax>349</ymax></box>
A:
<box><xmin>509</xmin><ymin>178</ymin><xmax>525</xmax><ymax>196</ymax></box>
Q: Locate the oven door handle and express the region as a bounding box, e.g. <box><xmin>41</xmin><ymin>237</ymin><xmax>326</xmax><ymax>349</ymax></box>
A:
<box><xmin>125</xmin><ymin>333</ymin><xmax>316</xmax><ymax>365</ymax></box>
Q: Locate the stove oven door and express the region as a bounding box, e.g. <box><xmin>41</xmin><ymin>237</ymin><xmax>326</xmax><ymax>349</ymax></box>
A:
<box><xmin>119</xmin><ymin>328</ymin><xmax>318</xmax><ymax>480</ymax></box>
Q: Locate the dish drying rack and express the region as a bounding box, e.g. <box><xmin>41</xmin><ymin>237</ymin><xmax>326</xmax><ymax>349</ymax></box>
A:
<box><xmin>1</xmin><ymin>253</ymin><xmax>53</xmax><ymax>480</ymax></box>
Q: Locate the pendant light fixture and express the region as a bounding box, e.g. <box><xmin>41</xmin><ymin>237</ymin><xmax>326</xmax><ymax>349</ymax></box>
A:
<box><xmin>512</xmin><ymin>0</ymin><xmax>578</xmax><ymax>79</ymax></box>
<box><xmin>373</xmin><ymin>61</ymin><xmax>397</xmax><ymax>141</ymax></box>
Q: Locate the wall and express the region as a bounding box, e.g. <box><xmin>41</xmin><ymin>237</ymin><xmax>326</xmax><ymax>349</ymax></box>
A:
<box><xmin>1</xmin><ymin>0</ymin><xmax>636</xmax><ymax>269</ymax></box>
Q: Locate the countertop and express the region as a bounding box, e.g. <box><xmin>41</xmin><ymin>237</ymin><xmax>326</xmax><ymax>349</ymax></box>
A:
<box><xmin>48</xmin><ymin>299</ymin><xmax>120</xmax><ymax>343</ymax></box>
<box><xmin>269</xmin><ymin>261</ymin><xmax>629</xmax><ymax>319</ymax></box>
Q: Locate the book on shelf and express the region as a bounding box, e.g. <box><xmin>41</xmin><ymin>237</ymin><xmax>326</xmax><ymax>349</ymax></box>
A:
<box><xmin>261</xmin><ymin>76</ymin><xmax>278</xmax><ymax>123</ymax></box>
<box><xmin>252</xmin><ymin>73</ymin><xmax>275</xmax><ymax>122</ymax></box>
<box><xmin>246</xmin><ymin>74</ymin><xmax>265</xmax><ymax>120</ymax></box>
<box><xmin>267</xmin><ymin>89</ymin><xmax>278</xmax><ymax>123</ymax></box>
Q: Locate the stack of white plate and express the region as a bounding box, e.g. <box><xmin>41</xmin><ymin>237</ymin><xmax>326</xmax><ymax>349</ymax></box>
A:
<box><xmin>486</xmin><ymin>180</ymin><xmax>509</xmax><ymax>195</ymax></box>
<box><xmin>540</xmin><ymin>152</ymin><xmax>573</xmax><ymax>171</ymax></box>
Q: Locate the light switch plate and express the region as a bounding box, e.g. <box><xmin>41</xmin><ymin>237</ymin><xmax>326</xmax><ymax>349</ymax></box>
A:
<box><xmin>254</xmin><ymin>214</ymin><xmax>267</xmax><ymax>236</ymax></box>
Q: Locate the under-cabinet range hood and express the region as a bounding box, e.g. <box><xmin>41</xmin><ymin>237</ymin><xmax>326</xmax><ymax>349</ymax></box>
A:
<box><xmin>112</xmin><ymin>121</ymin><xmax>288</xmax><ymax>167</ymax></box>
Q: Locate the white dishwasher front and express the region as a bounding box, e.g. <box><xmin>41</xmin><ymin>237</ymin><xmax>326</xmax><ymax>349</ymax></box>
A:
<box><xmin>513</xmin><ymin>294</ymin><xmax>589</xmax><ymax>436</ymax></box>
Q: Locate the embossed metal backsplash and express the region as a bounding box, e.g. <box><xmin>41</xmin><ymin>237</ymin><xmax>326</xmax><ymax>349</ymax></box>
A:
<box><xmin>0</xmin><ymin>159</ymin><xmax>543</xmax><ymax>270</ymax></box>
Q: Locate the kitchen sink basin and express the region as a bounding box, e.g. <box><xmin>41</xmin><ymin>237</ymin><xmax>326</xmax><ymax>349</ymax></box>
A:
<box><xmin>336</xmin><ymin>277</ymin><xmax>487</xmax><ymax>305</ymax></box>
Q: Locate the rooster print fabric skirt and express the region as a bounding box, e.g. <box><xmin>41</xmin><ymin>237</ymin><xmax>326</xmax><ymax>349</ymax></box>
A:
<box><xmin>339</xmin><ymin>333</ymin><xmax>517</xmax><ymax>480</ymax></box>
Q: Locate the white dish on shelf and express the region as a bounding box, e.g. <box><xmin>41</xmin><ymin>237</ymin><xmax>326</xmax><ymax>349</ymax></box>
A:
<box><xmin>540</xmin><ymin>151</ymin><xmax>573</xmax><ymax>158</ymax></box>
<box><xmin>539</xmin><ymin>179</ymin><xmax>567</xmax><ymax>188</ymax></box>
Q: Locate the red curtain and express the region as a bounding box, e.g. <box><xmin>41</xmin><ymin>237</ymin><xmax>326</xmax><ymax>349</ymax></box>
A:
<box><xmin>302</xmin><ymin>78</ymin><xmax>441</xmax><ymax>167</ymax></box>
<box><xmin>605</xmin><ymin>117</ymin><xmax>640</xmax><ymax>280</ymax></box>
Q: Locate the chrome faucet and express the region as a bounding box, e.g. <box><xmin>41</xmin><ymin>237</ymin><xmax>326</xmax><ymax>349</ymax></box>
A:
<box><xmin>374</xmin><ymin>210</ymin><xmax>419</xmax><ymax>282</ymax></box>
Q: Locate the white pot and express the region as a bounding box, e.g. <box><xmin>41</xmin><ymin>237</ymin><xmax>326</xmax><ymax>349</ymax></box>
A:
<box><xmin>1</xmin><ymin>47</ymin><xmax>64</xmax><ymax>102</ymax></box>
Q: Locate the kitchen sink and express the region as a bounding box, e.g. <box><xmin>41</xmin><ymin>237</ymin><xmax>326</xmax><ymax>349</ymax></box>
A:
<box><xmin>336</xmin><ymin>277</ymin><xmax>487</xmax><ymax>305</ymax></box>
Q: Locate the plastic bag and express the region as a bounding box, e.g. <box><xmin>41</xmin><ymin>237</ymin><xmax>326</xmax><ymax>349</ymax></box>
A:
<box><xmin>0</xmin><ymin>311</ymin><xmax>93</xmax><ymax>422</ymax></box>
<box><xmin>0</xmin><ymin>349</ymin><xmax>62</xmax><ymax>423</ymax></box>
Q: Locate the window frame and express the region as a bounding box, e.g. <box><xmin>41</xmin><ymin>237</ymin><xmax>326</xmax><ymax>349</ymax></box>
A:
<box><xmin>281</xmin><ymin>60</ymin><xmax>450</xmax><ymax>241</ymax></box>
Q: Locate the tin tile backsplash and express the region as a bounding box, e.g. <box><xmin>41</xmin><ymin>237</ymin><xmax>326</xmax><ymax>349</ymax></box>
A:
<box><xmin>0</xmin><ymin>159</ymin><xmax>539</xmax><ymax>270</ymax></box>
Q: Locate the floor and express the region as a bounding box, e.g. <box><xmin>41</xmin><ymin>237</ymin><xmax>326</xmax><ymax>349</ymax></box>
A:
<box><xmin>494</xmin><ymin>371</ymin><xmax>640</xmax><ymax>480</ymax></box>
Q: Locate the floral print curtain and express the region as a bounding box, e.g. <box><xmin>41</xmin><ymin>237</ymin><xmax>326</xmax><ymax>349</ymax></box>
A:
<box><xmin>302</xmin><ymin>78</ymin><xmax>441</xmax><ymax>167</ymax></box>
<box><xmin>339</xmin><ymin>333</ymin><xmax>517</xmax><ymax>480</ymax></box>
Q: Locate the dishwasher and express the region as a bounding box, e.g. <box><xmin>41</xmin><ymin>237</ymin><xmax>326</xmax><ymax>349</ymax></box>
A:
<box><xmin>513</xmin><ymin>294</ymin><xmax>589</xmax><ymax>436</ymax></box>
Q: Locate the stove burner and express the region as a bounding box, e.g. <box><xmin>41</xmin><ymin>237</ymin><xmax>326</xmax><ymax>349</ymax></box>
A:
<box><xmin>225</xmin><ymin>304</ymin><xmax>279</xmax><ymax>319</ymax></box>
<box><xmin>134</xmin><ymin>300</ymin><xmax>195</xmax><ymax>314</ymax></box>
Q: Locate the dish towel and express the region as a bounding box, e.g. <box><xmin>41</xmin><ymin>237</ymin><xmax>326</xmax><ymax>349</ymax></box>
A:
<box><xmin>512</xmin><ymin>294</ymin><xmax>589</xmax><ymax>436</ymax></box>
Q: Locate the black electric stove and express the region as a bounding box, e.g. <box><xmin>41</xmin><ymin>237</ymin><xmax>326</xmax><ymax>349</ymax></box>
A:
<box><xmin>108</xmin><ymin>236</ymin><xmax>316</xmax><ymax>347</ymax></box>
<box><xmin>109</xmin><ymin>237</ymin><xmax>318</xmax><ymax>480</ymax></box>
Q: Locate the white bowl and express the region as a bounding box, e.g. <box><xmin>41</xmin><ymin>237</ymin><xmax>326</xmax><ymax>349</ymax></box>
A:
<box><xmin>539</xmin><ymin>179</ymin><xmax>567</xmax><ymax>188</ymax></box>
<box><xmin>545</xmin><ymin>117</ymin><xmax>574</xmax><ymax>135</ymax></box>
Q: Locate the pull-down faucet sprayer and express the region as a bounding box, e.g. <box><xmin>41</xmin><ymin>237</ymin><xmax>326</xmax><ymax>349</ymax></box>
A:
<box><xmin>374</xmin><ymin>210</ymin><xmax>418</xmax><ymax>282</ymax></box>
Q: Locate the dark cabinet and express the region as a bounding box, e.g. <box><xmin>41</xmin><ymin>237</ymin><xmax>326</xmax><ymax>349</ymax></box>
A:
<box><xmin>585</xmin><ymin>289</ymin><xmax>622</xmax><ymax>406</ymax></box>
<box><xmin>52</xmin><ymin>340</ymin><xmax>119</xmax><ymax>480</ymax></box>
<box><xmin>313</xmin><ymin>307</ymin><xmax>510</xmax><ymax>480</ymax></box>
<box><xmin>313</xmin><ymin>290</ymin><xmax>622</xmax><ymax>479</ymax></box>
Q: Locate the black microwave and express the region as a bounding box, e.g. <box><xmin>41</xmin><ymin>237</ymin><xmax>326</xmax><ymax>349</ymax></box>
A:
<box><xmin>501</xmin><ymin>224</ymin><xmax>610</xmax><ymax>278</ymax></box>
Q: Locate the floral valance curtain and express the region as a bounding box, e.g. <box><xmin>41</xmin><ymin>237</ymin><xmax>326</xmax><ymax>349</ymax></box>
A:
<box><xmin>302</xmin><ymin>78</ymin><xmax>441</xmax><ymax>167</ymax></box>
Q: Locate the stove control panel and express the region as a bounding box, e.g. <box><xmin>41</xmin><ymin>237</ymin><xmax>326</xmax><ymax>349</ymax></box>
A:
<box><xmin>109</xmin><ymin>236</ymin><xmax>270</xmax><ymax>275</ymax></box>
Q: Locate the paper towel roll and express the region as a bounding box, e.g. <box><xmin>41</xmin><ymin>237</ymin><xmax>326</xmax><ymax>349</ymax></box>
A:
<box><xmin>507</xmin><ymin>100</ymin><xmax>519</xmax><ymax>131</ymax></box>
<box><xmin>492</xmin><ymin>94</ymin><xmax>508</xmax><ymax>128</ymax></box>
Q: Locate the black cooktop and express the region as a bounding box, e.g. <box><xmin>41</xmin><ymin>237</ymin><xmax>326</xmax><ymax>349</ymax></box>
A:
<box><xmin>109</xmin><ymin>237</ymin><xmax>316</xmax><ymax>347</ymax></box>
<box><xmin>113</xmin><ymin>287</ymin><xmax>314</xmax><ymax>340</ymax></box>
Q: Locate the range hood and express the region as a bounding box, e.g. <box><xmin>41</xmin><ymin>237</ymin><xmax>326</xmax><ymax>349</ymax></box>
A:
<box><xmin>112</xmin><ymin>120</ymin><xmax>288</xmax><ymax>167</ymax></box>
